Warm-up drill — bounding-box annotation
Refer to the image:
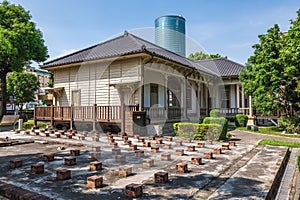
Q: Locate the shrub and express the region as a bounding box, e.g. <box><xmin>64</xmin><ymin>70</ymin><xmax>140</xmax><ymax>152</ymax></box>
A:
<box><xmin>278</xmin><ymin>117</ymin><xmax>300</xmax><ymax>134</ymax></box>
<box><xmin>226</xmin><ymin>116</ymin><xmax>236</xmax><ymax>123</ymax></box>
<box><xmin>235</xmin><ymin>114</ymin><xmax>248</xmax><ymax>127</ymax></box>
<box><xmin>210</xmin><ymin>109</ymin><xmax>220</xmax><ymax>117</ymax></box>
<box><xmin>203</xmin><ymin>117</ymin><xmax>228</xmax><ymax>140</ymax></box>
<box><xmin>23</xmin><ymin>121</ymin><xmax>49</xmax><ymax>130</ymax></box>
<box><xmin>173</xmin><ymin>122</ymin><xmax>222</xmax><ymax>140</ymax></box>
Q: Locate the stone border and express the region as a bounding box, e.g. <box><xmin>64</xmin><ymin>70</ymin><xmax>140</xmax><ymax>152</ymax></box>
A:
<box><xmin>0</xmin><ymin>181</ymin><xmax>52</xmax><ymax>200</ymax></box>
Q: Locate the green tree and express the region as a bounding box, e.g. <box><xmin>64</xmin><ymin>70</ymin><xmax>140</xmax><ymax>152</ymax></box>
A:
<box><xmin>7</xmin><ymin>72</ymin><xmax>39</xmax><ymax>112</ymax></box>
<box><xmin>240</xmin><ymin>21</ymin><xmax>300</xmax><ymax>117</ymax></box>
<box><xmin>188</xmin><ymin>51</ymin><xmax>221</xmax><ymax>60</ymax></box>
<box><xmin>280</xmin><ymin>10</ymin><xmax>300</xmax><ymax>116</ymax></box>
<box><xmin>0</xmin><ymin>1</ymin><xmax>48</xmax><ymax>116</ymax></box>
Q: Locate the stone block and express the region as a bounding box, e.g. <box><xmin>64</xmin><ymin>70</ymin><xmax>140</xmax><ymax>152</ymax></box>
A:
<box><xmin>31</xmin><ymin>164</ymin><xmax>44</xmax><ymax>174</ymax></box>
<box><xmin>213</xmin><ymin>148</ymin><xmax>222</xmax><ymax>154</ymax></box>
<box><xmin>138</xmin><ymin>138</ymin><xmax>145</xmax><ymax>143</ymax></box>
<box><xmin>151</xmin><ymin>146</ymin><xmax>159</xmax><ymax>153</ymax></box>
<box><xmin>156</xmin><ymin>139</ymin><xmax>163</xmax><ymax>144</ymax></box>
<box><xmin>124</xmin><ymin>183</ymin><xmax>143</xmax><ymax>198</ymax></box>
<box><xmin>70</xmin><ymin>149</ymin><xmax>80</xmax><ymax>156</ymax></box>
<box><xmin>92</xmin><ymin>146</ymin><xmax>101</xmax><ymax>152</ymax></box>
<box><xmin>124</xmin><ymin>140</ymin><xmax>132</xmax><ymax>145</ymax></box>
<box><xmin>56</xmin><ymin>169</ymin><xmax>71</xmax><ymax>180</ymax></box>
<box><xmin>87</xmin><ymin>176</ymin><xmax>103</xmax><ymax>189</ymax></box>
<box><xmin>191</xmin><ymin>156</ymin><xmax>202</xmax><ymax>165</ymax></box>
<box><xmin>154</xmin><ymin>171</ymin><xmax>168</xmax><ymax>183</ymax></box>
<box><xmin>93</xmin><ymin>136</ymin><xmax>99</xmax><ymax>142</ymax></box>
<box><xmin>149</xmin><ymin>136</ymin><xmax>156</xmax><ymax>140</ymax></box>
<box><xmin>187</xmin><ymin>146</ymin><xmax>196</xmax><ymax>152</ymax></box>
<box><xmin>129</xmin><ymin>144</ymin><xmax>137</xmax><ymax>151</ymax></box>
<box><xmin>143</xmin><ymin>141</ymin><xmax>151</xmax><ymax>147</ymax></box>
<box><xmin>43</xmin><ymin>154</ymin><xmax>54</xmax><ymax>162</ymax></box>
<box><xmin>222</xmin><ymin>144</ymin><xmax>230</xmax><ymax>150</ymax></box>
<box><xmin>112</xmin><ymin>148</ymin><xmax>121</xmax><ymax>155</ymax></box>
<box><xmin>229</xmin><ymin>141</ymin><xmax>236</xmax><ymax>146</ymax></box>
<box><xmin>175</xmin><ymin>149</ymin><xmax>184</xmax><ymax>156</ymax></box>
<box><xmin>78</xmin><ymin>135</ymin><xmax>85</xmax><ymax>140</ymax></box>
<box><xmin>143</xmin><ymin>159</ymin><xmax>154</xmax><ymax>167</ymax></box>
<box><xmin>176</xmin><ymin>163</ymin><xmax>188</xmax><ymax>173</ymax></box>
<box><xmin>161</xmin><ymin>153</ymin><xmax>171</xmax><ymax>161</ymax></box>
<box><xmin>9</xmin><ymin>160</ymin><xmax>22</xmax><ymax>169</ymax></box>
<box><xmin>111</xmin><ymin>142</ymin><xmax>118</xmax><ymax>148</ymax></box>
<box><xmin>64</xmin><ymin>156</ymin><xmax>76</xmax><ymax>166</ymax></box>
<box><xmin>119</xmin><ymin>166</ymin><xmax>132</xmax><ymax>177</ymax></box>
<box><xmin>163</xmin><ymin>143</ymin><xmax>172</xmax><ymax>149</ymax></box>
<box><xmin>204</xmin><ymin>152</ymin><xmax>213</xmax><ymax>159</ymax></box>
<box><xmin>90</xmin><ymin>161</ymin><xmax>102</xmax><ymax>171</ymax></box>
<box><xmin>135</xmin><ymin>150</ymin><xmax>144</xmax><ymax>157</ymax></box>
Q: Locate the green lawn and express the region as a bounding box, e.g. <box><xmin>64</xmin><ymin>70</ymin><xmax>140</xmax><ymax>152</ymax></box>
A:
<box><xmin>258</xmin><ymin>139</ymin><xmax>300</xmax><ymax>148</ymax></box>
<box><xmin>237</xmin><ymin>126</ymin><xmax>300</xmax><ymax>139</ymax></box>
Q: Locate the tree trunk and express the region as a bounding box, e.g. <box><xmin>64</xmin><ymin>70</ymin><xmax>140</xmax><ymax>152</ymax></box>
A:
<box><xmin>0</xmin><ymin>71</ymin><xmax>7</xmax><ymax>117</ymax></box>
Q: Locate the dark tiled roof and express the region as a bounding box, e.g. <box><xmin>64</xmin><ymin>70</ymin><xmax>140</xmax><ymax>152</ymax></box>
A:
<box><xmin>195</xmin><ymin>58</ymin><xmax>245</xmax><ymax>78</ymax></box>
<box><xmin>42</xmin><ymin>32</ymin><xmax>215</xmax><ymax>76</ymax></box>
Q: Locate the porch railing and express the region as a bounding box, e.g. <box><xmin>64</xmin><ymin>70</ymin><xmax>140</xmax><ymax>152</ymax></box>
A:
<box><xmin>144</xmin><ymin>107</ymin><xmax>183</xmax><ymax>120</ymax></box>
<box><xmin>35</xmin><ymin>104</ymin><xmax>139</xmax><ymax>122</ymax></box>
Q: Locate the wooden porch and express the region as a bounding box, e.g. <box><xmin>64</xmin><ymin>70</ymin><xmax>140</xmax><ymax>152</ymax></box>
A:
<box><xmin>34</xmin><ymin>105</ymin><xmax>139</xmax><ymax>129</ymax></box>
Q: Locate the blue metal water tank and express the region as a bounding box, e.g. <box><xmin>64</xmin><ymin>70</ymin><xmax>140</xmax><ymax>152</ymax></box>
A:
<box><xmin>155</xmin><ymin>15</ymin><xmax>186</xmax><ymax>57</ymax></box>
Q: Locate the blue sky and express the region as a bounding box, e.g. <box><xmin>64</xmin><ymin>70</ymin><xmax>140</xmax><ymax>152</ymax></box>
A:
<box><xmin>7</xmin><ymin>0</ymin><xmax>300</xmax><ymax>65</ymax></box>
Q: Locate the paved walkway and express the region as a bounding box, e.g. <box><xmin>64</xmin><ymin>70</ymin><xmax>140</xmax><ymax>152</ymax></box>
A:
<box><xmin>0</xmin><ymin>129</ymin><xmax>299</xmax><ymax>199</ymax></box>
<box><xmin>230</xmin><ymin>130</ymin><xmax>300</xmax><ymax>144</ymax></box>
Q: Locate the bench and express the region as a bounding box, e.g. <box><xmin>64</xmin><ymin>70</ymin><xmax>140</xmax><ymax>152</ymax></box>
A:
<box><xmin>0</xmin><ymin>115</ymin><xmax>19</xmax><ymax>130</ymax></box>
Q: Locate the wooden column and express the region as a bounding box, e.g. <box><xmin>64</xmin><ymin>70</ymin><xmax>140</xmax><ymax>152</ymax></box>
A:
<box><xmin>120</xmin><ymin>91</ymin><xmax>125</xmax><ymax>134</ymax></box>
<box><xmin>182</xmin><ymin>78</ymin><xmax>187</xmax><ymax>119</ymax></box>
<box><xmin>196</xmin><ymin>82</ymin><xmax>201</xmax><ymax>118</ymax></box>
<box><xmin>70</xmin><ymin>105</ymin><xmax>73</xmax><ymax>130</ymax></box>
<box><xmin>164</xmin><ymin>75</ymin><xmax>168</xmax><ymax>119</ymax></box>
<box><xmin>93</xmin><ymin>104</ymin><xmax>97</xmax><ymax>132</ymax></box>
<box><xmin>34</xmin><ymin>105</ymin><xmax>37</xmax><ymax>127</ymax></box>
<box><xmin>236</xmin><ymin>84</ymin><xmax>240</xmax><ymax>110</ymax></box>
<box><xmin>50</xmin><ymin>104</ymin><xmax>54</xmax><ymax>128</ymax></box>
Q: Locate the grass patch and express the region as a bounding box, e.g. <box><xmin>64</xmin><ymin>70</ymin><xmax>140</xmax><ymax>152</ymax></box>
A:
<box><xmin>237</xmin><ymin>126</ymin><xmax>300</xmax><ymax>139</ymax></box>
<box><xmin>258</xmin><ymin>139</ymin><xmax>300</xmax><ymax>148</ymax></box>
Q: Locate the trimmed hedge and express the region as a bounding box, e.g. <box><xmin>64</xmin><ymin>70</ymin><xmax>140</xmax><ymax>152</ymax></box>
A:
<box><xmin>210</xmin><ymin>109</ymin><xmax>220</xmax><ymax>117</ymax></box>
<box><xmin>235</xmin><ymin>114</ymin><xmax>248</xmax><ymax>127</ymax></box>
<box><xmin>203</xmin><ymin>117</ymin><xmax>228</xmax><ymax>140</ymax></box>
<box><xmin>173</xmin><ymin>122</ymin><xmax>222</xmax><ymax>140</ymax></box>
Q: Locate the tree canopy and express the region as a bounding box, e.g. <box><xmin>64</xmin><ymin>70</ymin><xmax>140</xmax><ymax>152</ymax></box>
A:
<box><xmin>188</xmin><ymin>51</ymin><xmax>221</xmax><ymax>61</ymax></box>
<box><xmin>0</xmin><ymin>0</ymin><xmax>48</xmax><ymax>116</ymax></box>
<box><xmin>7</xmin><ymin>72</ymin><xmax>39</xmax><ymax>111</ymax></box>
<box><xmin>240</xmin><ymin>10</ymin><xmax>300</xmax><ymax>117</ymax></box>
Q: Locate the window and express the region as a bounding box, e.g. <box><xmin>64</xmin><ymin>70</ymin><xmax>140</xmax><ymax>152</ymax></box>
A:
<box><xmin>72</xmin><ymin>90</ymin><xmax>81</xmax><ymax>106</ymax></box>
<box><xmin>221</xmin><ymin>85</ymin><xmax>230</xmax><ymax>108</ymax></box>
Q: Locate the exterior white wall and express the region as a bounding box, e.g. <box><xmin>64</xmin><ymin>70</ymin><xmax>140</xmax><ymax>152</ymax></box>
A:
<box><xmin>53</xmin><ymin>57</ymin><xmax>141</xmax><ymax>106</ymax></box>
